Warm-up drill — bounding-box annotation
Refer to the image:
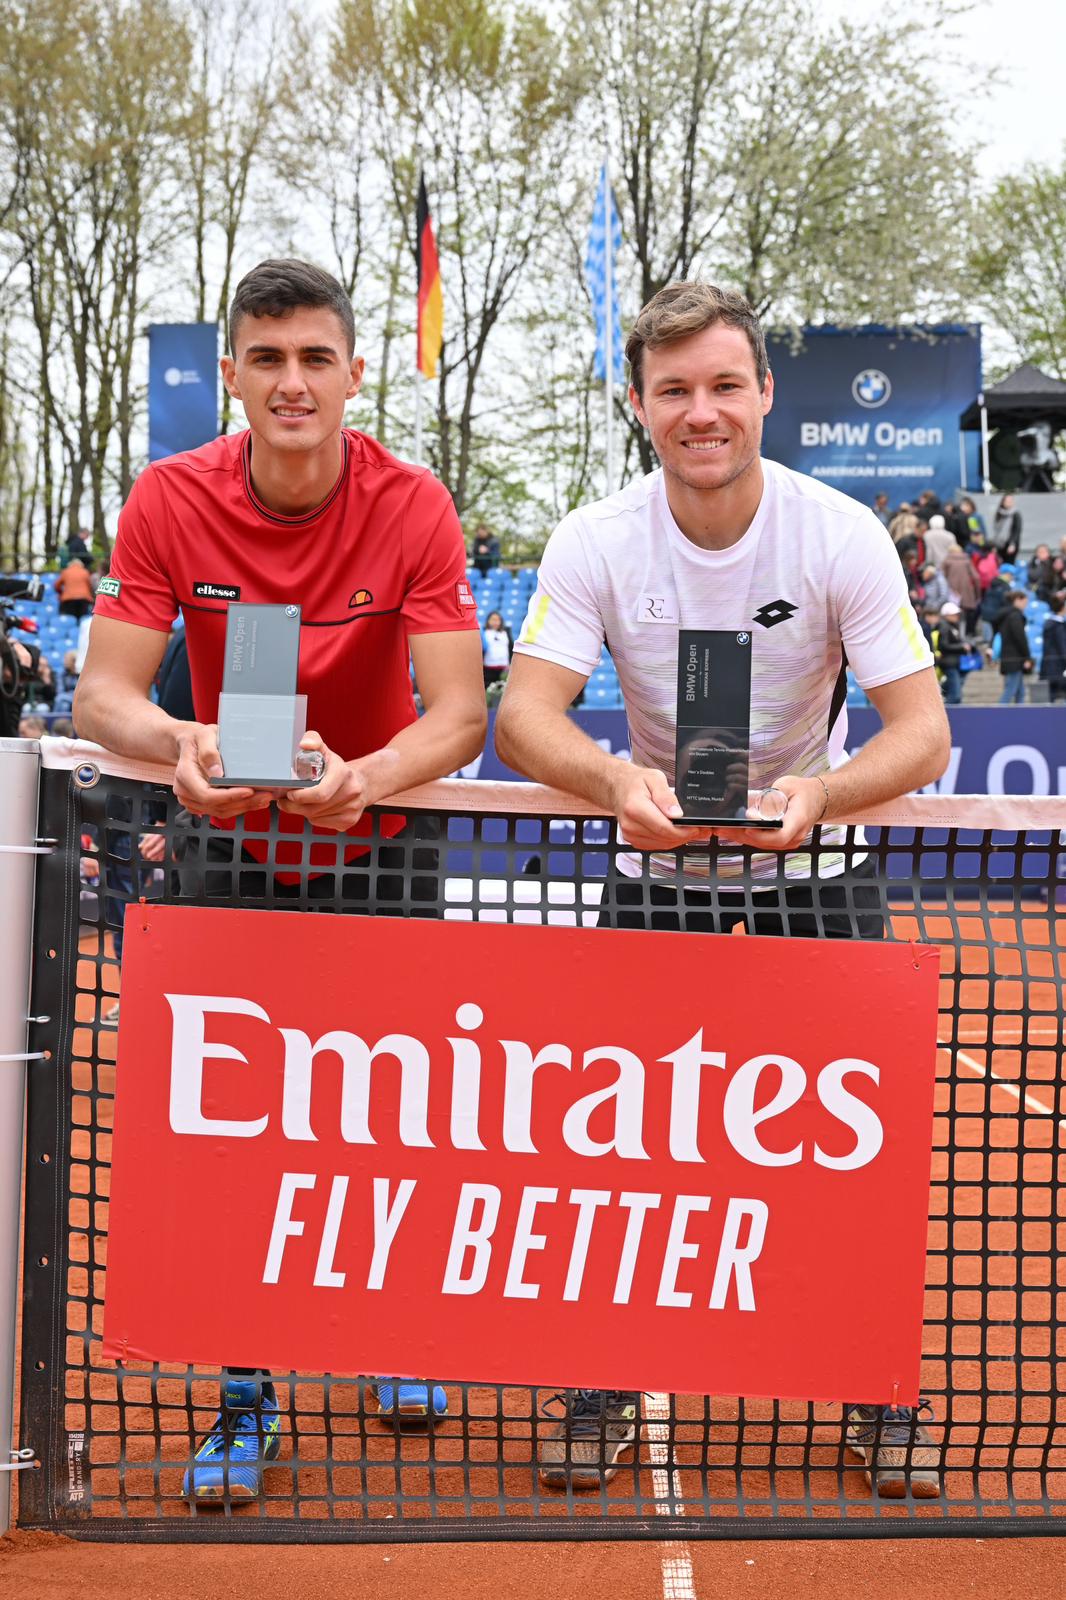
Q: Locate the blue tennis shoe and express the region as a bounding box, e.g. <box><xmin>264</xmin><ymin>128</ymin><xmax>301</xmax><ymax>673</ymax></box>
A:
<box><xmin>182</xmin><ymin>1380</ymin><xmax>282</xmax><ymax>1502</ymax></box>
<box><xmin>372</xmin><ymin>1378</ymin><xmax>447</xmax><ymax>1419</ymax></box>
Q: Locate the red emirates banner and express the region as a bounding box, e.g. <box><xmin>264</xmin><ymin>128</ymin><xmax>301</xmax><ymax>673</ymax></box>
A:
<box><xmin>103</xmin><ymin>906</ymin><xmax>939</xmax><ymax>1403</ymax></box>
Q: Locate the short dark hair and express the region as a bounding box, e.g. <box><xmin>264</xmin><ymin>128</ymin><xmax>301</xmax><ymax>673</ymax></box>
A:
<box><xmin>1010</xmin><ymin>590</ymin><xmax>1028</xmax><ymax>603</ymax></box>
<box><xmin>1050</xmin><ymin>591</ymin><xmax>1066</xmax><ymax>615</ymax></box>
<box><xmin>625</xmin><ymin>281</ymin><xmax>768</xmax><ymax>399</ymax></box>
<box><xmin>228</xmin><ymin>259</ymin><xmax>355</xmax><ymax>357</ymax></box>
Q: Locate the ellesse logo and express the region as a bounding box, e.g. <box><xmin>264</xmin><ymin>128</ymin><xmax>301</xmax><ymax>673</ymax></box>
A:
<box><xmin>348</xmin><ymin>588</ymin><xmax>374</xmax><ymax>608</ymax></box>
<box><xmin>193</xmin><ymin>581</ymin><xmax>240</xmax><ymax>601</ymax></box>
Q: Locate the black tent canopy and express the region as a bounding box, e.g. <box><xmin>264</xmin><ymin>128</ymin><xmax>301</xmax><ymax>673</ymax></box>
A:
<box><xmin>959</xmin><ymin>361</ymin><xmax>1066</xmax><ymax>431</ymax></box>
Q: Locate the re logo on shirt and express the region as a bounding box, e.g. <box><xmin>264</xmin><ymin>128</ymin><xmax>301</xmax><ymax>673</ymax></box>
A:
<box><xmin>637</xmin><ymin>593</ymin><xmax>678</xmax><ymax>624</ymax></box>
<box><xmin>456</xmin><ymin>581</ymin><xmax>477</xmax><ymax>610</ymax></box>
<box><xmin>192</xmin><ymin>581</ymin><xmax>240</xmax><ymax>601</ymax></box>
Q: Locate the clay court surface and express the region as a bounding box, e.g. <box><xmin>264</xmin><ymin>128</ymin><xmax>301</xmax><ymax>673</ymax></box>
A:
<box><xmin>1</xmin><ymin>1528</ymin><xmax>1063</xmax><ymax>1599</ymax></box>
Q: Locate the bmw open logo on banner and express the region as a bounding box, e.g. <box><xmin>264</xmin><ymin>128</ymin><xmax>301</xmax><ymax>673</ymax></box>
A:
<box><xmin>852</xmin><ymin>369</ymin><xmax>891</xmax><ymax>408</ymax></box>
<box><xmin>737</xmin><ymin>632</ymin><xmax>750</xmax><ymax>646</ymax></box>
<box><xmin>285</xmin><ymin>605</ymin><xmax>298</xmax><ymax>618</ymax></box>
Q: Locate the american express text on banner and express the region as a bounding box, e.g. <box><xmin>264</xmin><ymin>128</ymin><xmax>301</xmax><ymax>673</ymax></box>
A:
<box><xmin>147</xmin><ymin>322</ymin><xmax>219</xmax><ymax>462</ymax></box>
<box><xmin>762</xmin><ymin>326</ymin><xmax>982</xmax><ymax>504</ymax></box>
<box><xmin>102</xmin><ymin>907</ymin><xmax>940</xmax><ymax>1403</ymax></box>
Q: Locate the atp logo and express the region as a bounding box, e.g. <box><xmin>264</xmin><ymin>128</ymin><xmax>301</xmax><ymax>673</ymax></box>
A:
<box><xmin>852</xmin><ymin>369</ymin><xmax>891</xmax><ymax>409</ymax></box>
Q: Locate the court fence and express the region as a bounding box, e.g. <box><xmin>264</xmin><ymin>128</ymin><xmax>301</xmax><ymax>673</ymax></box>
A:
<box><xmin>2</xmin><ymin>736</ymin><xmax>1064</xmax><ymax>1542</ymax></box>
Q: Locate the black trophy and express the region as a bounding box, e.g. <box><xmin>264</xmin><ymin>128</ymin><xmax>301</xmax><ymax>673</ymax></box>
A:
<box><xmin>672</xmin><ymin>628</ymin><xmax>784</xmax><ymax>829</ymax></box>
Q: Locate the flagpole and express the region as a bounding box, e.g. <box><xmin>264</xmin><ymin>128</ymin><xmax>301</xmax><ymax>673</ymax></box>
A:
<box><xmin>603</xmin><ymin>156</ymin><xmax>614</xmax><ymax>496</ymax></box>
<box><xmin>414</xmin><ymin>369</ymin><xmax>423</xmax><ymax>466</ymax></box>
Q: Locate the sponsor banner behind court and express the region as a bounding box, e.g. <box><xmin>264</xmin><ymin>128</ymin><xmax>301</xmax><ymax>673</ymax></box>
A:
<box><xmin>103</xmin><ymin>907</ymin><xmax>939</xmax><ymax>1403</ymax></box>
<box><xmin>762</xmin><ymin>325</ymin><xmax>982</xmax><ymax>505</ymax></box>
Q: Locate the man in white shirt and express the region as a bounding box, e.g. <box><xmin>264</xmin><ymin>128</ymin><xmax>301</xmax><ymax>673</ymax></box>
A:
<box><xmin>496</xmin><ymin>281</ymin><xmax>950</xmax><ymax>1499</ymax></box>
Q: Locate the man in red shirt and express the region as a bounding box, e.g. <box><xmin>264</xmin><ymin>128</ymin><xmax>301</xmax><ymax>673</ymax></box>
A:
<box><xmin>75</xmin><ymin>259</ymin><xmax>486</xmax><ymax>1500</ymax></box>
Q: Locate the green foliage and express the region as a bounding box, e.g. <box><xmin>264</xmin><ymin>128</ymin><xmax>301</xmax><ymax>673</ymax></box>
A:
<box><xmin>972</xmin><ymin>159</ymin><xmax>1066</xmax><ymax>381</ymax></box>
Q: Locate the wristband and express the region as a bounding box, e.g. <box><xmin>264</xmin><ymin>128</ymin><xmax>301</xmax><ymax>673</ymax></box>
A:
<box><xmin>814</xmin><ymin>774</ymin><xmax>831</xmax><ymax>823</ymax></box>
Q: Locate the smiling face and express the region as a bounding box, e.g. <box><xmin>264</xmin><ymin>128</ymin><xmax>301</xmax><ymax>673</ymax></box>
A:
<box><xmin>629</xmin><ymin>323</ymin><xmax>773</xmax><ymax>496</ymax></box>
<box><xmin>220</xmin><ymin>306</ymin><xmax>364</xmax><ymax>456</ymax></box>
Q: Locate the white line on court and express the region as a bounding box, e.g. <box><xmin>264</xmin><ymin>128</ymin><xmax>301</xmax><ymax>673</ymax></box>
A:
<box><xmin>948</xmin><ymin>1045</ymin><xmax>1065</xmax><ymax>1124</ymax></box>
<box><xmin>645</xmin><ymin>1392</ymin><xmax>696</xmax><ymax>1600</ymax></box>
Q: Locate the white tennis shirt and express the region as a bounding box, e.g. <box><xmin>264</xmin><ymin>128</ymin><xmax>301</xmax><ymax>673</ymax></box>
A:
<box><xmin>515</xmin><ymin>458</ymin><xmax>932</xmax><ymax>882</ymax></box>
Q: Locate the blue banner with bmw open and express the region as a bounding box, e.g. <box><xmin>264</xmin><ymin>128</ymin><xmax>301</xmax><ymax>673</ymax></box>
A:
<box><xmin>761</xmin><ymin>325</ymin><xmax>982</xmax><ymax>505</ymax></box>
<box><xmin>148</xmin><ymin>322</ymin><xmax>219</xmax><ymax>462</ymax></box>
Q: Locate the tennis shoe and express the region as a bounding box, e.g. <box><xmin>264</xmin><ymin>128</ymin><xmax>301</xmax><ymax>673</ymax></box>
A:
<box><xmin>846</xmin><ymin>1401</ymin><xmax>940</xmax><ymax>1498</ymax></box>
<box><xmin>372</xmin><ymin>1378</ymin><xmax>447</xmax><ymax>1419</ymax></box>
<box><xmin>539</xmin><ymin>1389</ymin><xmax>641</xmax><ymax>1489</ymax></box>
<box><xmin>182</xmin><ymin>1381</ymin><xmax>282</xmax><ymax>1502</ymax></box>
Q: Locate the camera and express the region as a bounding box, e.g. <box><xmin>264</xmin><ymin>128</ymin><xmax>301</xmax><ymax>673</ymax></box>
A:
<box><xmin>0</xmin><ymin>574</ymin><xmax>45</xmax><ymax>736</ymax></box>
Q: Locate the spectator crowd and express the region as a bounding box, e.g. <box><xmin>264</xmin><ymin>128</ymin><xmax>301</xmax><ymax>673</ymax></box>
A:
<box><xmin>879</xmin><ymin>490</ymin><xmax>1066</xmax><ymax>706</ymax></box>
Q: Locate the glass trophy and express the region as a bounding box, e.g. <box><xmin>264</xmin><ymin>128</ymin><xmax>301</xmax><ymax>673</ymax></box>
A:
<box><xmin>209</xmin><ymin>603</ymin><xmax>325</xmax><ymax>789</ymax></box>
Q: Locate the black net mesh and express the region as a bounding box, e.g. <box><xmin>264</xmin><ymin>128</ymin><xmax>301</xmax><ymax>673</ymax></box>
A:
<box><xmin>17</xmin><ymin>761</ymin><xmax>1066</xmax><ymax>1541</ymax></box>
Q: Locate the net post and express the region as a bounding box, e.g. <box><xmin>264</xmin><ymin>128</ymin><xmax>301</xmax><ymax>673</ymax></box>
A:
<box><xmin>0</xmin><ymin>738</ymin><xmax>41</xmax><ymax>1533</ymax></box>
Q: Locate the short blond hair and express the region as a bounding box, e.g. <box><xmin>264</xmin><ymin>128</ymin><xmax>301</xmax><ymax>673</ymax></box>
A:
<box><xmin>625</xmin><ymin>281</ymin><xmax>768</xmax><ymax>398</ymax></box>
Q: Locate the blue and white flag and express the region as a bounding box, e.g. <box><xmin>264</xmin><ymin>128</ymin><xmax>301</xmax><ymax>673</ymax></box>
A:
<box><xmin>585</xmin><ymin>163</ymin><xmax>624</xmax><ymax>384</ymax></box>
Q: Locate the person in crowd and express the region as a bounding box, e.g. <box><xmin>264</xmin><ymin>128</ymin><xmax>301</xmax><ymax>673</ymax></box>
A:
<box><xmin>923</xmin><ymin>514</ymin><xmax>955</xmax><ymax>570</ymax></box>
<box><xmin>470</xmin><ymin>522</ymin><xmax>501</xmax><ymax>576</ymax></box>
<box><xmin>481</xmin><ymin>608</ymin><xmax>513</xmax><ymax>686</ymax></box>
<box><xmin>922</xmin><ymin>563</ymin><xmax>950</xmax><ymax>612</ymax></box>
<box><xmin>1048</xmin><ymin>555</ymin><xmax>1066</xmax><ymax>598</ymax></box>
<box><xmin>496</xmin><ymin>277</ymin><xmax>948</xmax><ymax>1502</ymax></box>
<box><xmin>903</xmin><ymin>552</ymin><xmax>925</xmax><ymax>606</ymax></box>
<box><xmin>17</xmin><ymin>713</ymin><xmax>47</xmax><ymax>738</ymax></box>
<box><xmin>1027</xmin><ymin>544</ymin><xmax>1053</xmax><ymax>593</ymax></box>
<box><xmin>916</xmin><ymin>489</ymin><xmax>942</xmax><ymax>522</ymax></box>
<box><xmin>980</xmin><ymin>572</ymin><xmax>1012</xmax><ymax>643</ymax></box>
<box><xmin>920</xmin><ymin>604</ymin><xmax>940</xmax><ymax>649</ymax></box>
<box><xmin>992</xmin><ymin>494</ymin><xmax>1022</xmax><ymax>563</ymax></box>
<box><xmin>58</xmin><ymin>528</ymin><xmax>91</xmax><ymax>567</ymax></box>
<box><xmin>940</xmin><ymin>502</ymin><xmax>965</xmax><ymax>545</ymax></box>
<box><xmin>888</xmin><ymin>504</ymin><xmax>917</xmax><ymax>548</ymax></box>
<box><xmin>943</xmin><ymin>542</ymin><xmax>981</xmax><ymax>636</ymax></box>
<box><xmin>873</xmin><ymin>492</ymin><xmax>892</xmax><ymax>527</ymax></box>
<box><xmin>971</xmin><ymin>537</ymin><xmax>1000</xmax><ymax>595</ymax></box>
<box><xmin>24</xmin><ymin>652</ymin><xmax>56</xmax><ymax>710</ymax></box>
<box><xmin>958</xmin><ymin>496</ymin><xmax>986</xmax><ymax>540</ymax></box>
<box><xmin>74</xmin><ymin>257</ymin><xmax>486</xmax><ymax>1500</ymax></box>
<box><xmin>1039</xmin><ymin>592</ymin><xmax>1066</xmax><ymax>703</ymax></box>
<box><xmin>936</xmin><ymin>601</ymin><xmax>965</xmax><ymax>706</ymax></box>
<box><xmin>51</xmin><ymin>715</ymin><xmax>74</xmax><ymax>737</ymax></box>
<box><xmin>54</xmin><ymin>555</ymin><xmax>94</xmax><ymax>619</ymax></box>
<box><xmin>997</xmin><ymin>590</ymin><xmax>1032</xmax><ymax>704</ymax></box>
<box><xmin>59</xmin><ymin>648</ymin><xmax>80</xmax><ymax>696</ymax></box>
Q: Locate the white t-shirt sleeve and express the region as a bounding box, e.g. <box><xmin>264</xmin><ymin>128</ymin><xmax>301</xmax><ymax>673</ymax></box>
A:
<box><xmin>834</xmin><ymin>513</ymin><xmax>934</xmax><ymax>688</ymax></box>
<box><xmin>513</xmin><ymin>513</ymin><xmax>604</xmax><ymax>673</ymax></box>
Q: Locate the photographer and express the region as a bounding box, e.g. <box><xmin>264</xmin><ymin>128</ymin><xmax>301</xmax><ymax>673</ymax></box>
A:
<box><xmin>0</xmin><ymin>574</ymin><xmax>44</xmax><ymax>737</ymax></box>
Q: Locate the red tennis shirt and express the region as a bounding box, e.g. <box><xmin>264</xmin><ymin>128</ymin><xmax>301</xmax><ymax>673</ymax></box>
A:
<box><xmin>94</xmin><ymin>428</ymin><xmax>479</xmax><ymax>860</ymax></box>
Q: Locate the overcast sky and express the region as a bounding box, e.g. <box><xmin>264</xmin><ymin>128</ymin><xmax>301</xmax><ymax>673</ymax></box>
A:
<box><xmin>820</xmin><ymin>0</ymin><xmax>1065</xmax><ymax>178</ymax></box>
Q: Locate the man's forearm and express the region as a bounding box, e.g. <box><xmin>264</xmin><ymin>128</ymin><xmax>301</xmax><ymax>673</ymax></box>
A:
<box><xmin>73</xmin><ymin>678</ymin><xmax>192</xmax><ymax>765</ymax></box>
<box><xmin>360</xmin><ymin>698</ymin><xmax>488</xmax><ymax>801</ymax></box>
<box><xmin>819</xmin><ymin>713</ymin><xmax>948</xmax><ymax>818</ymax></box>
<box><xmin>495</xmin><ymin>694</ymin><xmax>629</xmax><ymax>810</ymax></box>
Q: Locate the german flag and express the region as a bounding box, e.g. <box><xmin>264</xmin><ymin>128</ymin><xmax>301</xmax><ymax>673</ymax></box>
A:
<box><xmin>416</xmin><ymin>175</ymin><xmax>443</xmax><ymax>379</ymax></box>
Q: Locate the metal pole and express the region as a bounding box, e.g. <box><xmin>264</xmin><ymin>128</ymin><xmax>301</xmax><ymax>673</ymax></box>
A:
<box><xmin>603</xmin><ymin>159</ymin><xmax>614</xmax><ymax>496</ymax></box>
<box><xmin>0</xmin><ymin>737</ymin><xmax>41</xmax><ymax>1533</ymax></box>
<box><xmin>958</xmin><ymin>427</ymin><xmax>967</xmax><ymax>493</ymax></box>
<box><xmin>414</xmin><ymin>370</ymin><xmax>423</xmax><ymax>467</ymax></box>
<box><xmin>979</xmin><ymin>394</ymin><xmax>991</xmax><ymax>493</ymax></box>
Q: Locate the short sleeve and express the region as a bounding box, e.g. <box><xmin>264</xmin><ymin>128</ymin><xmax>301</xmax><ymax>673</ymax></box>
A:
<box><xmin>93</xmin><ymin>470</ymin><xmax>177</xmax><ymax>632</ymax></box>
<box><xmin>401</xmin><ymin>474</ymin><xmax>481</xmax><ymax>634</ymax></box>
<box><xmin>513</xmin><ymin>513</ymin><xmax>604</xmax><ymax>674</ymax></box>
<box><xmin>834</xmin><ymin>513</ymin><xmax>934</xmax><ymax>688</ymax></box>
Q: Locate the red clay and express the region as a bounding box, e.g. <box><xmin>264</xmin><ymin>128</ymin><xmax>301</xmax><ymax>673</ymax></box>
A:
<box><xmin>0</xmin><ymin>1530</ymin><xmax>1062</xmax><ymax>1600</ymax></box>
